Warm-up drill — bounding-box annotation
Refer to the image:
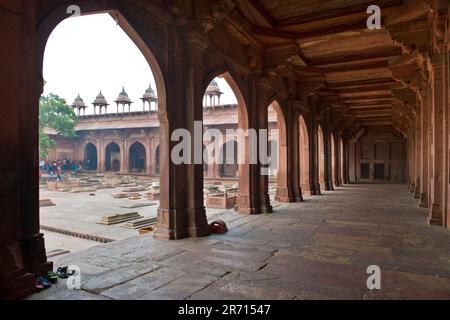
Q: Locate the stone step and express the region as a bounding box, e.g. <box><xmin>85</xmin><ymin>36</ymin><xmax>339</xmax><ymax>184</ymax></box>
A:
<box><xmin>121</xmin><ymin>203</ymin><xmax>156</xmax><ymax>209</ymax></box>
<box><xmin>112</xmin><ymin>193</ymin><xmax>128</xmax><ymax>199</ymax></box>
<box><xmin>122</xmin><ymin>217</ymin><xmax>158</xmax><ymax>229</ymax></box>
<box><xmin>39</xmin><ymin>199</ymin><xmax>55</xmax><ymax>207</ymax></box>
<box><xmin>97</xmin><ymin>212</ymin><xmax>143</xmax><ymax>225</ymax></box>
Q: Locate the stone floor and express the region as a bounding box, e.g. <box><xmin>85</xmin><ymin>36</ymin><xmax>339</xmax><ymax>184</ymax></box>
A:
<box><xmin>31</xmin><ymin>184</ymin><xmax>450</xmax><ymax>300</ymax></box>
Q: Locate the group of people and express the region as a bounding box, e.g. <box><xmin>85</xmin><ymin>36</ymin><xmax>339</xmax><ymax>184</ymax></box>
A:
<box><xmin>39</xmin><ymin>159</ymin><xmax>83</xmax><ymax>181</ymax></box>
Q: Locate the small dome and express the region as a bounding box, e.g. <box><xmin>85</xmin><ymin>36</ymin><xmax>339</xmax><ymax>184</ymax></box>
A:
<box><xmin>206</xmin><ymin>79</ymin><xmax>222</xmax><ymax>95</ymax></box>
<box><xmin>143</xmin><ymin>84</ymin><xmax>157</xmax><ymax>100</ymax></box>
<box><xmin>93</xmin><ymin>90</ymin><xmax>109</xmax><ymax>106</ymax></box>
<box><xmin>71</xmin><ymin>94</ymin><xmax>86</xmax><ymax>108</ymax></box>
<box><xmin>116</xmin><ymin>86</ymin><xmax>132</xmax><ymax>103</ymax></box>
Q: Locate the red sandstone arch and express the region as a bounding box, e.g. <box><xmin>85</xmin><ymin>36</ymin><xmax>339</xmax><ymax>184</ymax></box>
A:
<box><xmin>202</xmin><ymin>70</ymin><xmax>252</xmax><ymax>213</ymax></box>
<box><xmin>318</xmin><ymin>125</ymin><xmax>325</xmax><ymax>190</ymax></box>
<box><xmin>35</xmin><ymin>4</ymin><xmax>169</xmax><ymax>244</ymax></box>
<box><xmin>299</xmin><ymin>115</ymin><xmax>311</xmax><ymax>195</ymax></box>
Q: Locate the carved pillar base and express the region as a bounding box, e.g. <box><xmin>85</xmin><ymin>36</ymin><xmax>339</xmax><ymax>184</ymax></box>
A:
<box><xmin>419</xmin><ymin>193</ymin><xmax>429</xmax><ymax>208</ymax></box>
<box><xmin>300</xmin><ymin>183</ymin><xmax>311</xmax><ymax>196</ymax></box>
<box><xmin>154</xmin><ymin>208</ymin><xmax>188</xmax><ymax>240</ymax></box>
<box><xmin>0</xmin><ymin>243</ymin><xmax>36</xmax><ymax>299</ymax></box>
<box><xmin>409</xmin><ymin>182</ymin><xmax>415</xmax><ymax>193</ymax></box>
<box><xmin>414</xmin><ymin>183</ymin><xmax>421</xmax><ymax>199</ymax></box>
<box><xmin>310</xmin><ymin>183</ymin><xmax>321</xmax><ymax>195</ymax></box>
<box><xmin>236</xmin><ymin>194</ymin><xmax>259</xmax><ymax>215</ymax></box>
<box><xmin>429</xmin><ymin>204</ymin><xmax>443</xmax><ymax>226</ymax></box>
<box><xmin>186</xmin><ymin>207</ymin><xmax>211</xmax><ymax>238</ymax></box>
<box><xmin>275</xmin><ymin>188</ymin><xmax>302</xmax><ymax>203</ymax></box>
<box><xmin>21</xmin><ymin>234</ymin><xmax>52</xmax><ymax>276</ymax></box>
<box><xmin>325</xmin><ymin>179</ymin><xmax>334</xmax><ymax>191</ymax></box>
<box><xmin>260</xmin><ymin>194</ymin><xmax>273</xmax><ymax>214</ymax></box>
<box><xmin>0</xmin><ymin>272</ymin><xmax>36</xmax><ymax>300</ymax></box>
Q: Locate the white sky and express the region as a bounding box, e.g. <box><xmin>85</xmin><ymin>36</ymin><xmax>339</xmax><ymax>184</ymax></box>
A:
<box><xmin>43</xmin><ymin>13</ymin><xmax>237</xmax><ymax>114</ymax></box>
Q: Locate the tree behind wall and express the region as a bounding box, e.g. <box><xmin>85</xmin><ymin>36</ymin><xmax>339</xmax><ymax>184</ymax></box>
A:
<box><xmin>39</xmin><ymin>93</ymin><xmax>77</xmax><ymax>158</ymax></box>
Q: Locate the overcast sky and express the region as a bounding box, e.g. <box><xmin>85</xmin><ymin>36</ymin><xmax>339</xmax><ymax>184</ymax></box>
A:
<box><xmin>43</xmin><ymin>13</ymin><xmax>237</xmax><ymax>114</ymax></box>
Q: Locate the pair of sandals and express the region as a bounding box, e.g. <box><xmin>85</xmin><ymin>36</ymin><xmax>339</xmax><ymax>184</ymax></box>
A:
<box><xmin>56</xmin><ymin>266</ymin><xmax>75</xmax><ymax>279</ymax></box>
<box><xmin>36</xmin><ymin>271</ymin><xmax>58</xmax><ymax>291</ymax></box>
<box><xmin>36</xmin><ymin>267</ymin><xmax>75</xmax><ymax>291</ymax></box>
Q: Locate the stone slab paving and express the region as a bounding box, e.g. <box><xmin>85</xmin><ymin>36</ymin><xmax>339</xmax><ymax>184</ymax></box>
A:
<box><xmin>40</xmin><ymin>187</ymin><xmax>227</xmax><ymax>253</ymax></box>
<box><xmin>31</xmin><ymin>184</ymin><xmax>450</xmax><ymax>300</ymax></box>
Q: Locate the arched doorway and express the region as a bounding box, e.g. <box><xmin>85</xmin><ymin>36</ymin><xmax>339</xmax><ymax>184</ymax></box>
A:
<box><xmin>37</xmin><ymin>7</ymin><xmax>167</xmax><ymax>262</ymax></box>
<box><xmin>84</xmin><ymin>143</ymin><xmax>98</xmax><ymax>171</ymax></box>
<box><xmin>202</xmin><ymin>72</ymin><xmax>251</xmax><ymax>213</ymax></box>
<box><xmin>318</xmin><ymin>125</ymin><xmax>325</xmax><ymax>190</ymax></box>
<box><xmin>299</xmin><ymin>115</ymin><xmax>311</xmax><ymax>195</ymax></box>
<box><xmin>129</xmin><ymin>142</ymin><xmax>146</xmax><ymax>173</ymax></box>
<box><xmin>105</xmin><ymin>142</ymin><xmax>121</xmax><ymax>172</ymax></box>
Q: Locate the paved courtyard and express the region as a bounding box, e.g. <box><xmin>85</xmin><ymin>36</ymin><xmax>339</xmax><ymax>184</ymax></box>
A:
<box><xmin>32</xmin><ymin>184</ymin><xmax>450</xmax><ymax>300</ymax></box>
<box><xmin>40</xmin><ymin>185</ymin><xmax>228</xmax><ymax>254</ymax></box>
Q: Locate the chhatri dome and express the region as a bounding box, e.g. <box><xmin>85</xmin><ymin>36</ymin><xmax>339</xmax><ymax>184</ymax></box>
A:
<box><xmin>93</xmin><ymin>90</ymin><xmax>109</xmax><ymax>106</ymax></box>
<box><xmin>143</xmin><ymin>84</ymin><xmax>157</xmax><ymax>100</ymax></box>
<box><xmin>206</xmin><ymin>79</ymin><xmax>222</xmax><ymax>95</ymax></box>
<box><xmin>71</xmin><ymin>94</ymin><xmax>86</xmax><ymax>109</ymax></box>
<box><xmin>115</xmin><ymin>86</ymin><xmax>132</xmax><ymax>104</ymax></box>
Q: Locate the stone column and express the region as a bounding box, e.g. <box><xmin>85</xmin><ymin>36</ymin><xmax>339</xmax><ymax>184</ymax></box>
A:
<box><xmin>408</xmin><ymin>123</ymin><xmax>416</xmax><ymax>193</ymax></box>
<box><xmin>334</xmin><ymin>131</ymin><xmax>343</xmax><ymax>187</ymax></box>
<box><xmin>155</xmin><ymin>30</ymin><xmax>210</xmax><ymax>239</ymax></box>
<box><xmin>443</xmin><ymin>50</ymin><xmax>449</xmax><ymax>228</ymax></box>
<box><xmin>255</xmin><ymin>81</ymin><xmax>273</xmax><ymax>213</ymax></box>
<box><xmin>145</xmin><ymin>139</ymin><xmax>151</xmax><ymax>175</ymax></box>
<box><xmin>309</xmin><ymin>116</ymin><xmax>321</xmax><ymax>195</ymax></box>
<box><xmin>419</xmin><ymin>86</ymin><xmax>430</xmax><ymax>207</ymax></box>
<box><xmin>120</xmin><ymin>139</ymin><xmax>128</xmax><ymax>174</ymax></box>
<box><xmin>97</xmin><ymin>138</ymin><xmax>104</xmax><ymax>173</ymax></box>
<box><xmin>414</xmin><ymin>109</ymin><xmax>421</xmax><ymax>198</ymax></box>
<box><xmin>275</xmin><ymin>105</ymin><xmax>302</xmax><ymax>202</ymax></box>
<box><xmin>348</xmin><ymin>138</ymin><xmax>357</xmax><ymax>183</ymax></box>
<box><xmin>323</xmin><ymin>126</ymin><xmax>334</xmax><ymax>191</ymax></box>
<box><xmin>342</xmin><ymin>133</ymin><xmax>351</xmax><ymax>184</ymax></box>
<box><xmin>429</xmin><ymin>55</ymin><xmax>445</xmax><ymax>226</ymax></box>
<box><xmin>0</xmin><ymin>1</ymin><xmax>50</xmax><ymax>299</ymax></box>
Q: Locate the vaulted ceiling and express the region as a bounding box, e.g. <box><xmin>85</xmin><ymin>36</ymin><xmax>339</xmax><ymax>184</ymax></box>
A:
<box><xmin>223</xmin><ymin>0</ymin><xmax>449</xmax><ymax>135</ymax></box>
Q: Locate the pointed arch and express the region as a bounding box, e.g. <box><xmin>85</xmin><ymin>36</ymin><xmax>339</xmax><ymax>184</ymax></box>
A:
<box><xmin>129</xmin><ymin>142</ymin><xmax>147</xmax><ymax>173</ymax></box>
<box><xmin>202</xmin><ymin>69</ymin><xmax>252</xmax><ymax>213</ymax></box>
<box><xmin>105</xmin><ymin>142</ymin><xmax>121</xmax><ymax>172</ymax></box>
<box><xmin>84</xmin><ymin>142</ymin><xmax>98</xmax><ymax>171</ymax></box>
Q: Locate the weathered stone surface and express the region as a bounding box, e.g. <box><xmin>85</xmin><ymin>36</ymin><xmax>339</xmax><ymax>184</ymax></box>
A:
<box><xmin>101</xmin><ymin>267</ymin><xmax>187</xmax><ymax>300</ymax></box>
<box><xmin>29</xmin><ymin>185</ymin><xmax>450</xmax><ymax>300</ymax></box>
